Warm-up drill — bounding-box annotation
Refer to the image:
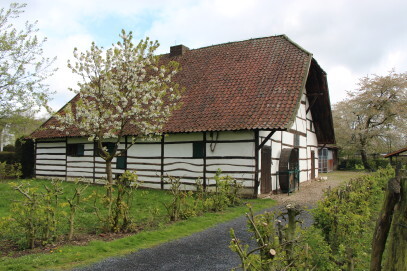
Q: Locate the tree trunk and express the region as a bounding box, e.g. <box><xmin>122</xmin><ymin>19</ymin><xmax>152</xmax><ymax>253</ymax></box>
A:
<box><xmin>68</xmin><ymin>211</ymin><xmax>75</xmax><ymax>241</ymax></box>
<box><xmin>383</xmin><ymin>175</ymin><xmax>407</xmax><ymax>271</ymax></box>
<box><xmin>370</xmin><ymin>178</ymin><xmax>400</xmax><ymax>271</ymax></box>
<box><xmin>106</xmin><ymin>159</ymin><xmax>113</xmax><ymax>198</ymax></box>
<box><xmin>360</xmin><ymin>149</ymin><xmax>372</xmax><ymax>171</ymax></box>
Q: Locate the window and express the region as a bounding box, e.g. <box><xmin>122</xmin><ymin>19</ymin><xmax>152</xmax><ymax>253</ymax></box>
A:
<box><xmin>67</xmin><ymin>144</ymin><xmax>85</xmax><ymax>157</ymax></box>
<box><xmin>193</xmin><ymin>142</ymin><xmax>204</xmax><ymax>158</ymax></box>
<box><xmin>116</xmin><ymin>155</ymin><xmax>127</xmax><ymax>169</ymax></box>
<box><xmin>294</xmin><ymin>134</ymin><xmax>300</xmax><ymax>147</ymax></box>
<box><xmin>309</xmin><ymin>120</ymin><xmax>313</xmax><ymax>132</ymax></box>
<box><xmin>94</xmin><ymin>142</ymin><xmax>116</xmax><ymax>156</ymax></box>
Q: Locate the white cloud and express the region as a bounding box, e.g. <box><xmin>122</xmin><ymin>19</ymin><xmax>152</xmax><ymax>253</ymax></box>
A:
<box><xmin>3</xmin><ymin>0</ymin><xmax>406</xmax><ymax>109</ymax></box>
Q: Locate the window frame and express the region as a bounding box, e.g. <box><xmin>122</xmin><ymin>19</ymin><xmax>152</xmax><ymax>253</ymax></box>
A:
<box><xmin>192</xmin><ymin>142</ymin><xmax>205</xmax><ymax>158</ymax></box>
<box><xmin>66</xmin><ymin>143</ymin><xmax>85</xmax><ymax>157</ymax></box>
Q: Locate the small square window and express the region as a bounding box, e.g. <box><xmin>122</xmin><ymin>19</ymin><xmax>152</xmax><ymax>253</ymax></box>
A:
<box><xmin>116</xmin><ymin>155</ymin><xmax>127</xmax><ymax>169</ymax></box>
<box><xmin>193</xmin><ymin>142</ymin><xmax>204</xmax><ymax>158</ymax></box>
<box><xmin>67</xmin><ymin>144</ymin><xmax>85</xmax><ymax>157</ymax></box>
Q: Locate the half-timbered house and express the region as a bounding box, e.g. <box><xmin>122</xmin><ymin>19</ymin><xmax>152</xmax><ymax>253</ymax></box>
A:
<box><xmin>31</xmin><ymin>35</ymin><xmax>335</xmax><ymax>196</ymax></box>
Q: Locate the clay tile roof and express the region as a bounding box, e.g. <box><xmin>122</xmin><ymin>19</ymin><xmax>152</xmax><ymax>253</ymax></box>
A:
<box><xmin>31</xmin><ymin>35</ymin><xmax>314</xmax><ymax>139</ymax></box>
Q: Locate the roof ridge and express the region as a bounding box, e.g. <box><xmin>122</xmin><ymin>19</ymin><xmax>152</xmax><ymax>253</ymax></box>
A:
<box><xmin>175</xmin><ymin>34</ymin><xmax>287</xmax><ymax>52</ymax></box>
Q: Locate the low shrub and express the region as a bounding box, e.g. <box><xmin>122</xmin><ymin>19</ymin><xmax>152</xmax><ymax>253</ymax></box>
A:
<box><xmin>15</xmin><ymin>137</ymin><xmax>35</xmax><ymax>178</ymax></box>
<box><xmin>369</xmin><ymin>158</ymin><xmax>390</xmax><ymax>171</ymax></box>
<box><xmin>3</xmin><ymin>144</ymin><xmax>15</xmax><ymax>152</ymax></box>
<box><xmin>230</xmin><ymin>205</ymin><xmax>334</xmax><ymax>271</ymax></box>
<box><xmin>0</xmin><ymin>151</ymin><xmax>17</xmax><ymax>164</ymax></box>
<box><xmin>93</xmin><ymin>171</ymin><xmax>139</xmax><ymax>233</ymax></box>
<box><xmin>313</xmin><ymin>167</ymin><xmax>393</xmax><ymax>269</ymax></box>
<box><xmin>0</xmin><ymin>162</ymin><xmax>22</xmax><ymax>180</ymax></box>
<box><xmin>163</xmin><ymin>176</ymin><xmax>197</xmax><ymax>221</ymax></box>
<box><xmin>164</xmin><ymin>170</ymin><xmax>243</xmax><ymax>222</ymax></box>
<box><xmin>338</xmin><ymin>158</ymin><xmax>364</xmax><ymax>170</ymax></box>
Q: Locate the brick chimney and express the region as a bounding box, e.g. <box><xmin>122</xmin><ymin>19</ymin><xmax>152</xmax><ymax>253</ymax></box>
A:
<box><xmin>170</xmin><ymin>45</ymin><xmax>189</xmax><ymax>57</ymax></box>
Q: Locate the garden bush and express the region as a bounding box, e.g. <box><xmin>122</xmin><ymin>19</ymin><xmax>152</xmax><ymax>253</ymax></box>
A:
<box><xmin>313</xmin><ymin>166</ymin><xmax>394</xmax><ymax>270</ymax></box>
<box><xmin>230</xmin><ymin>167</ymin><xmax>395</xmax><ymax>270</ymax></box>
<box><xmin>92</xmin><ymin>171</ymin><xmax>139</xmax><ymax>233</ymax></box>
<box><xmin>164</xmin><ymin>170</ymin><xmax>243</xmax><ymax>222</ymax></box>
<box><xmin>15</xmin><ymin>137</ymin><xmax>35</xmax><ymax>178</ymax></box>
<box><xmin>338</xmin><ymin>158</ymin><xmax>364</xmax><ymax>170</ymax></box>
<box><xmin>0</xmin><ymin>151</ymin><xmax>17</xmax><ymax>164</ymax></box>
<box><xmin>369</xmin><ymin>158</ymin><xmax>390</xmax><ymax>171</ymax></box>
<box><xmin>230</xmin><ymin>205</ymin><xmax>334</xmax><ymax>271</ymax></box>
<box><xmin>0</xmin><ymin>162</ymin><xmax>22</xmax><ymax>180</ymax></box>
<box><xmin>3</xmin><ymin>144</ymin><xmax>15</xmax><ymax>152</ymax></box>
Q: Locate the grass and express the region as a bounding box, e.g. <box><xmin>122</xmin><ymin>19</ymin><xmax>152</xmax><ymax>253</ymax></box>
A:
<box><xmin>0</xmin><ymin>178</ymin><xmax>275</xmax><ymax>271</ymax></box>
<box><xmin>0</xmin><ymin>179</ymin><xmax>174</xmax><ymax>235</ymax></box>
<box><xmin>319</xmin><ymin>170</ymin><xmax>368</xmax><ymax>183</ymax></box>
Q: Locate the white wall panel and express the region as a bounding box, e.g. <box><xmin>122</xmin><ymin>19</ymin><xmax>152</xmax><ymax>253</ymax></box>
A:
<box><xmin>206</xmin><ymin>142</ymin><xmax>253</xmax><ymax>157</ymax></box>
<box><xmin>37</xmin><ymin>142</ymin><xmax>65</xmax><ymax>148</ymax></box>
<box><xmin>37</xmin><ymin>148</ymin><xmax>65</xmax><ymax>154</ymax></box>
<box><xmin>36</xmin><ymin>170</ymin><xmax>65</xmax><ymax>176</ymax></box>
<box><xmin>165</xmin><ymin>133</ymin><xmax>203</xmax><ymax>142</ymax></box>
<box><xmin>128</xmin><ymin>144</ymin><xmax>161</xmax><ymax>157</ymax></box>
<box><xmin>36</xmin><ymin>165</ymin><xmax>65</xmax><ymax>171</ymax></box>
<box><xmin>165</xmin><ymin>143</ymin><xmax>193</xmax><ymax>157</ymax></box>
<box><xmin>282</xmin><ymin>132</ymin><xmax>294</xmax><ymax>146</ymax></box>
<box><xmin>37</xmin><ymin>154</ymin><xmax>66</xmax><ymax>160</ymax></box>
<box><xmin>37</xmin><ymin>160</ymin><xmax>65</xmax><ymax>165</ymax></box>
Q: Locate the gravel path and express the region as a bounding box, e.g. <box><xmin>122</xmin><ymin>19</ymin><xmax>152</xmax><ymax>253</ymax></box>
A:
<box><xmin>74</xmin><ymin>175</ymin><xmax>349</xmax><ymax>271</ymax></box>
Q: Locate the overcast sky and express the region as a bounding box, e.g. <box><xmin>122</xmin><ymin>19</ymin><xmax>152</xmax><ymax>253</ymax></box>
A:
<box><xmin>5</xmin><ymin>0</ymin><xmax>407</xmax><ymax>112</ymax></box>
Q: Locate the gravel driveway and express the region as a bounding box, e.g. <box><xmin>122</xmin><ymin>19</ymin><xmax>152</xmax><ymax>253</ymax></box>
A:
<box><xmin>74</xmin><ymin>173</ymin><xmax>354</xmax><ymax>271</ymax></box>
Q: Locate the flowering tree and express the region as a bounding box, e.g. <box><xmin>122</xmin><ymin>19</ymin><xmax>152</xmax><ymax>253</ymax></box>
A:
<box><xmin>333</xmin><ymin>70</ymin><xmax>407</xmax><ymax>169</ymax></box>
<box><xmin>55</xmin><ymin>30</ymin><xmax>182</xmax><ymax>188</ymax></box>
<box><xmin>0</xmin><ymin>3</ymin><xmax>55</xmax><ymax>146</ymax></box>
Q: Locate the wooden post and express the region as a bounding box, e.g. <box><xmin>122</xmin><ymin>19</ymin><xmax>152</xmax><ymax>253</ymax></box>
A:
<box><xmin>383</xmin><ymin>174</ymin><xmax>407</xmax><ymax>270</ymax></box>
<box><xmin>93</xmin><ymin>139</ymin><xmax>96</xmax><ymax>183</ymax></box>
<box><xmin>160</xmin><ymin>133</ymin><xmax>165</xmax><ymax>190</ymax></box>
<box><xmin>203</xmin><ymin>132</ymin><xmax>207</xmax><ymax>190</ymax></box>
<box><xmin>254</xmin><ymin>130</ymin><xmax>259</xmax><ymax>197</ymax></box>
<box><xmin>33</xmin><ymin>140</ymin><xmax>37</xmax><ymax>178</ymax></box>
<box><xmin>65</xmin><ymin>137</ymin><xmax>68</xmax><ymax>182</ymax></box>
<box><xmin>370</xmin><ymin>178</ymin><xmax>400</xmax><ymax>271</ymax></box>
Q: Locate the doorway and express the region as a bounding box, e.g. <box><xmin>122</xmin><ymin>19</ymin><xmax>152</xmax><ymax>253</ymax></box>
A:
<box><xmin>261</xmin><ymin>146</ymin><xmax>272</xmax><ymax>194</ymax></box>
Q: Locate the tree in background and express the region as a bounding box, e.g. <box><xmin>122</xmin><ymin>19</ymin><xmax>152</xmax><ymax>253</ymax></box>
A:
<box><xmin>333</xmin><ymin>70</ymin><xmax>407</xmax><ymax>170</ymax></box>
<box><xmin>0</xmin><ymin>3</ymin><xmax>55</xmax><ymax>131</ymax></box>
<box><xmin>0</xmin><ymin>113</ymin><xmax>45</xmax><ymax>150</ymax></box>
<box><xmin>55</xmin><ymin>30</ymin><xmax>182</xmax><ymax>194</ymax></box>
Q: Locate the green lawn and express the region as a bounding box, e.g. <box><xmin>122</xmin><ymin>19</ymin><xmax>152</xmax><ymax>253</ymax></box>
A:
<box><xmin>0</xmin><ymin>179</ymin><xmax>174</xmax><ymax>235</ymax></box>
<box><xmin>0</xmin><ymin>178</ymin><xmax>275</xmax><ymax>271</ymax></box>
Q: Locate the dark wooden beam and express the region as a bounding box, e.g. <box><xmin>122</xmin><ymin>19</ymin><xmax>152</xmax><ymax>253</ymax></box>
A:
<box><xmin>160</xmin><ymin>133</ymin><xmax>165</xmax><ymax>190</ymax></box>
<box><xmin>319</xmin><ymin>144</ymin><xmax>327</xmax><ymax>150</ymax></box>
<box><xmin>254</xmin><ymin>130</ymin><xmax>259</xmax><ymax>198</ymax></box>
<box><xmin>306</xmin><ymin>95</ymin><xmax>319</xmax><ymax>114</ymax></box>
<box><xmin>203</xmin><ymin>132</ymin><xmax>207</xmax><ymax>190</ymax></box>
<box><xmin>65</xmin><ymin>137</ymin><xmax>68</xmax><ymax>182</ymax></box>
<box><xmin>93</xmin><ymin>139</ymin><xmax>96</xmax><ymax>183</ymax></box>
<box><xmin>257</xmin><ymin>130</ymin><xmax>277</xmax><ymax>151</ymax></box>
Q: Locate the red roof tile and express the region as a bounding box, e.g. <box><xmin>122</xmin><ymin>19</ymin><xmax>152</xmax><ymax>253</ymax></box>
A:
<box><xmin>31</xmin><ymin>35</ymin><xmax>313</xmax><ymax>138</ymax></box>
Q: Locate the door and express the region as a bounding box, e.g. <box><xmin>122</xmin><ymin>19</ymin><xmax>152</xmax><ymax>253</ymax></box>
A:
<box><xmin>261</xmin><ymin>146</ymin><xmax>272</xmax><ymax>194</ymax></box>
<box><xmin>311</xmin><ymin>150</ymin><xmax>315</xmax><ymax>179</ymax></box>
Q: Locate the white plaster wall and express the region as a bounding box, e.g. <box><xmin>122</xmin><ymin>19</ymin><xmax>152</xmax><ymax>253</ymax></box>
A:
<box><xmin>165</xmin><ymin>133</ymin><xmax>203</xmax><ymax>142</ymax></box>
<box><xmin>35</xmin><ymin>139</ymin><xmax>66</xmax><ymax>178</ymax></box>
<box><xmin>206</xmin><ymin>142</ymin><xmax>253</xmax><ymax>157</ymax></box>
<box><xmin>165</xmin><ymin>143</ymin><xmax>193</xmax><ymax>157</ymax></box>
<box><xmin>256</xmin><ymin>90</ymin><xmax>322</xmax><ymax>194</ymax></box>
